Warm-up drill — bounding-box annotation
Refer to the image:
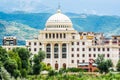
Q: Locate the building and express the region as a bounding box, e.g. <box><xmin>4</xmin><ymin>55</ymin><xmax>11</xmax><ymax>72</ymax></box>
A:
<box><xmin>2</xmin><ymin>36</ymin><xmax>25</xmax><ymax>51</ymax></box>
<box><xmin>3</xmin><ymin>36</ymin><xmax>17</xmax><ymax>46</ymax></box>
<box><xmin>25</xmin><ymin>9</ymin><xmax>119</xmax><ymax>71</ymax></box>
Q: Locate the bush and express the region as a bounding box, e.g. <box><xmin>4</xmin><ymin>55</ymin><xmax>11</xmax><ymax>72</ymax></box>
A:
<box><xmin>13</xmin><ymin>70</ymin><xmax>21</xmax><ymax>78</ymax></box>
<box><xmin>48</xmin><ymin>70</ymin><xmax>58</xmax><ymax>76</ymax></box>
<box><xmin>67</xmin><ymin>68</ymin><xmax>83</xmax><ymax>72</ymax></box>
<box><xmin>21</xmin><ymin>69</ymin><xmax>27</xmax><ymax>78</ymax></box>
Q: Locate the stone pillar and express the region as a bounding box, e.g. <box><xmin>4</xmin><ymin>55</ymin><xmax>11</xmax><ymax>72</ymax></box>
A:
<box><xmin>58</xmin><ymin>43</ymin><xmax>61</xmax><ymax>69</ymax></box>
<box><xmin>66</xmin><ymin>43</ymin><xmax>69</xmax><ymax>68</ymax></box>
<box><xmin>51</xmin><ymin>43</ymin><xmax>53</xmax><ymax>67</ymax></box>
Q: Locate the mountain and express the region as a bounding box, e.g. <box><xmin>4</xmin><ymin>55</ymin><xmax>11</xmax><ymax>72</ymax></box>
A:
<box><xmin>0</xmin><ymin>20</ymin><xmax>38</xmax><ymax>45</ymax></box>
<box><xmin>0</xmin><ymin>12</ymin><xmax>120</xmax><ymax>45</ymax></box>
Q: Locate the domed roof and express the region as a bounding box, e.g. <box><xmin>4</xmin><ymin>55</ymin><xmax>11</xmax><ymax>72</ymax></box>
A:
<box><xmin>45</xmin><ymin>9</ymin><xmax>73</xmax><ymax>30</ymax></box>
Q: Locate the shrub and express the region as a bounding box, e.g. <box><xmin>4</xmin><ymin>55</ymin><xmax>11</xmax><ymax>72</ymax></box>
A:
<box><xmin>48</xmin><ymin>70</ymin><xmax>58</xmax><ymax>76</ymax></box>
<box><xmin>21</xmin><ymin>69</ymin><xmax>27</xmax><ymax>78</ymax></box>
<box><xmin>67</xmin><ymin>68</ymin><xmax>83</xmax><ymax>72</ymax></box>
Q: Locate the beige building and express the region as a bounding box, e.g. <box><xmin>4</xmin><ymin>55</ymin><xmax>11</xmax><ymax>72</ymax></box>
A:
<box><xmin>25</xmin><ymin>9</ymin><xmax>119</xmax><ymax>70</ymax></box>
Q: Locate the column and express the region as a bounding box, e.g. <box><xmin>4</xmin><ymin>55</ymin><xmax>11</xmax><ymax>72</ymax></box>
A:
<box><xmin>58</xmin><ymin>43</ymin><xmax>61</xmax><ymax>69</ymax></box>
<box><xmin>66</xmin><ymin>43</ymin><xmax>69</xmax><ymax>68</ymax></box>
<box><xmin>51</xmin><ymin>43</ymin><xmax>53</xmax><ymax>68</ymax></box>
<box><xmin>42</xmin><ymin>43</ymin><xmax>46</xmax><ymax>61</ymax></box>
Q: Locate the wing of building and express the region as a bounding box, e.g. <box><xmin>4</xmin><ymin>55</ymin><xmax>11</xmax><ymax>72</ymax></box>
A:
<box><xmin>26</xmin><ymin>9</ymin><xmax>119</xmax><ymax>71</ymax></box>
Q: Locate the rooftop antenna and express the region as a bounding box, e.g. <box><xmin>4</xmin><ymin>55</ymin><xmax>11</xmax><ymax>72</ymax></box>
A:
<box><xmin>58</xmin><ymin>2</ymin><xmax>61</xmax><ymax>9</ymax></box>
<box><xmin>57</xmin><ymin>2</ymin><xmax>61</xmax><ymax>13</ymax></box>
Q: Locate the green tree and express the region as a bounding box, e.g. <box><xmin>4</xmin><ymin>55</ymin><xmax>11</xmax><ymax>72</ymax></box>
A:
<box><xmin>0</xmin><ymin>46</ymin><xmax>9</xmax><ymax>63</ymax></box>
<box><xmin>1</xmin><ymin>67</ymin><xmax>11</xmax><ymax>80</ymax></box>
<box><xmin>8</xmin><ymin>50</ymin><xmax>22</xmax><ymax>70</ymax></box>
<box><xmin>41</xmin><ymin>62</ymin><xmax>52</xmax><ymax>71</ymax></box>
<box><xmin>116</xmin><ymin>59</ymin><xmax>120</xmax><ymax>71</ymax></box>
<box><xmin>4</xmin><ymin>59</ymin><xmax>18</xmax><ymax>77</ymax></box>
<box><xmin>95</xmin><ymin>54</ymin><xmax>113</xmax><ymax>74</ymax></box>
<box><xmin>33</xmin><ymin>51</ymin><xmax>45</xmax><ymax>75</ymax></box>
<box><xmin>16</xmin><ymin>48</ymin><xmax>30</xmax><ymax>77</ymax></box>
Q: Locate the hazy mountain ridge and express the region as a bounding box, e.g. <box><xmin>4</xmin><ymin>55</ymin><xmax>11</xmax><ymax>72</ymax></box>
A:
<box><xmin>0</xmin><ymin>12</ymin><xmax>120</xmax><ymax>45</ymax></box>
<box><xmin>0</xmin><ymin>20</ymin><xmax>38</xmax><ymax>45</ymax></box>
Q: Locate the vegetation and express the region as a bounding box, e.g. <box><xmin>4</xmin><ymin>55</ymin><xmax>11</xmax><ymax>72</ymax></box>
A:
<box><xmin>1</xmin><ymin>46</ymin><xmax>120</xmax><ymax>80</ymax></box>
<box><xmin>95</xmin><ymin>54</ymin><xmax>113</xmax><ymax>74</ymax></box>
<box><xmin>33</xmin><ymin>51</ymin><xmax>45</xmax><ymax>75</ymax></box>
<box><xmin>116</xmin><ymin>59</ymin><xmax>120</xmax><ymax>71</ymax></box>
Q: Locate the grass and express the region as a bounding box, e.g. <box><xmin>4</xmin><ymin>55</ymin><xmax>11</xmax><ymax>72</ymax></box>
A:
<box><xmin>26</xmin><ymin>72</ymin><xmax>120</xmax><ymax>80</ymax></box>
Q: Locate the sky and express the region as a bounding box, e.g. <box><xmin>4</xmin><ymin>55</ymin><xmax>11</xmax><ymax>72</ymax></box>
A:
<box><xmin>0</xmin><ymin>0</ymin><xmax>120</xmax><ymax>15</ymax></box>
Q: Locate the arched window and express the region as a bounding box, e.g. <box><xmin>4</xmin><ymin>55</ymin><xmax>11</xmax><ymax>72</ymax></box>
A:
<box><xmin>62</xmin><ymin>44</ymin><xmax>67</xmax><ymax>58</ymax></box>
<box><xmin>54</xmin><ymin>44</ymin><xmax>59</xmax><ymax>58</ymax></box>
<box><xmin>63</xmin><ymin>63</ymin><xmax>66</xmax><ymax>69</ymax></box>
<box><xmin>55</xmin><ymin>63</ymin><xmax>58</xmax><ymax>70</ymax></box>
<box><xmin>47</xmin><ymin>63</ymin><xmax>51</xmax><ymax>66</ymax></box>
<box><xmin>46</xmin><ymin>44</ymin><xmax>51</xmax><ymax>58</ymax></box>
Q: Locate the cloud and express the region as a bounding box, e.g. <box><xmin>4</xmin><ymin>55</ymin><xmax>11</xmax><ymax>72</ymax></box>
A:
<box><xmin>83</xmin><ymin>9</ymin><xmax>97</xmax><ymax>15</ymax></box>
<box><xmin>0</xmin><ymin>0</ymin><xmax>48</xmax><ymax>12</ymax></box>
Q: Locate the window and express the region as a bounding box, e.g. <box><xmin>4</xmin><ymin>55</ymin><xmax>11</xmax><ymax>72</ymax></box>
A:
<box><xmin>72</xmin><ymin>36</ymin><xmax>75</xmax><ymax>39</ymax></box>
<box><xmin>46</xmin><ymin>33</ymin><xmax>48</xmax><ymax>38</ymax></box>
<box><xmin>47</xmin><ymin>48</ymin><xmax>50</xmax><ymax>52</ymax></box>
<box><xmin>34</xmin><ymin>42</ymin><xmax>36</xmax><ymax>46</ymax></box>
<box><xmin>49</xmin><ymin>34</ymin><xmax>51</xmax><ymax>38</ymax></box>
<box><xmin>107</xmin><ymin>48</ymin><xmax>110</xmax><ymax>51</ymax></box>
<box><xmin>89</xmin><ymin>54</ymin><xmax>91</xmax><ymax>57</ymax></box>
<box><xmin>77</xmin><ymin>54</ymin><xmax>79</xmax><ymax>57</ymax></box>
<box><xmin>82</xmin><ymin>48</ymin><xmax>85</xmax><ymax>51</ymax></box>
<box><xmin>54</xmin><ymin>54</ymin><xmax>58</xmax><ymax>58</ymax></box>
<box><xmin>71</xmin><ymin>54</ymin><xmax>74</xmax><ymax>57</ymax></box>
<box><xmin>82</xmin><ymin>42</ymin><xmax>85</xmax><ymax>45</ymax></box>
<box><xmin>29</xmin><ymin>48</ymin><xmax>31</xmax><ymax>51</ymax></box>
<box><xmin>89</xmin><ymin>48</ymin><xmax>91</xmax><ymax>51</ymax></box>
<box><xmin>53</xmin><ymin>34</ymin><xmax>55</xmax><ymax>38</ymax></box>
<box><xmin>77</xmin><ymin>42</ymin><xmax>79</xmax><ymax>45</ymax></box>
<box><xmin>72</xmin><ymin>48</ymin><xmax>74</xmax><ymax>51</ymax></box>
<box><xmin>29</xmin><ymin>42</ymin><xmax>31</xmax><ymax>45</ymax></box>
<box><xmin>93</xmin><ymin>48</ymin><xmax>96</xmax><ymax>51</ymax></box>
<box><xmin>77</xmin><ymin>48</ymin><xmax>79</xmax><ymax>51</ymax></box>
<box><xmin>62</xmin><ymin>44</ymin><xmax>67</xmax><ymax>58</ymax></box>
<box><xmin>39</xmin><ymin>42</ymin><xmax>42</xmax><ymax>45</ymax></box>
<box><xmin>39</xmin><ymin>48</ymin><xmax>42</xmax><ymax>51</ymax></box>
<box><xmin>98</xmin><ymin>48</ymin><xmax>100</xmax><ymax>51</ymax></box>
<box><xmin>56</xmin><ymin>33</ymin><xmax>58</xmax><ymax>38</ymax></box>
<box><xmin>54</xmin><ymin>44</ymin><xmax>59</xmax><ymax>58</ymax></box>
<box><xmin>107</xmin><ymin>54</ymin><xmax>110</xmax><ymax>57</ymax></box>
<box><xmin>82</xmin><ymin>54</ymin><xmax>85</xmax><ymax>57</ymax></box>
<box><xmin>77</xmin><ymin>60</ymin><xmax>79</xmax><ymax>63</ymax></box>
<box><xmin>46</xmin><ymin>44</ymin><xmax>51</xmax><ymax>51</ymax></box>
<box><xmin>102</xmin><ymin>48</ymin><xmax>105</xmax><ymax>51</ymax></box>
<box><xmin>82</xmin><ymin>60</ymin><xmax>85</xmax><ymax>63</ymax></box>
<box><xmin>64</xmin><ymin>33</ymin><xmax>66</xmax><ymax>38</ymax></box>
<box><xmin>60</xmin><ymin>33</ymin><xmax>62</xmax><ymax>38</ymax></box>
<box><xmin>62</xmin><ymin>54</ymin><xmax>66</xmax><ymax>58</ymax></box>
<box><xmin>71</xmin><ymin>60</ymin><xmax>74</xmax><ymax>63</ymax></box>
<box><xmin>93</xmin><ymin>54</ymin><xmax>96</xmax><ymax>57</ymax></box>
<box><xmin>34</xmin><ymin>48</ymin><xmax>36</xmax><ymax>51</ymax></box>
<box><xmin>72</xmin><ymin>42</ymin><xmax>74</xmax><ymax>45</ymax></box>
<box><xmin>46</xmin><ymin>54</ymin><xmax>51</xmax><ymax>58</ymax></box>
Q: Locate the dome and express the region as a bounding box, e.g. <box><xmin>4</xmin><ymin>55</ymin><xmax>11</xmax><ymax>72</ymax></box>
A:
<box><xmin>45</xmin><ymin>9</ymin><xmax>73</xmax><ymax>30</ymax></box>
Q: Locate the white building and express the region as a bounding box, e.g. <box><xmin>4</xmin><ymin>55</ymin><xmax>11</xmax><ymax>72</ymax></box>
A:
<box><xmin>25</xmin><ymin>9</ymin><xmax>119</xmax><ymax>70</ymax></box>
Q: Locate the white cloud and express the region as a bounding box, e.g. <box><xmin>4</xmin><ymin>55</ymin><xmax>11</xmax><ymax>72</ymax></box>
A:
<box><xmin>0</xmin><ymin>0</ymin><xmax>47</xmax><ymax>12</ymax></box>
